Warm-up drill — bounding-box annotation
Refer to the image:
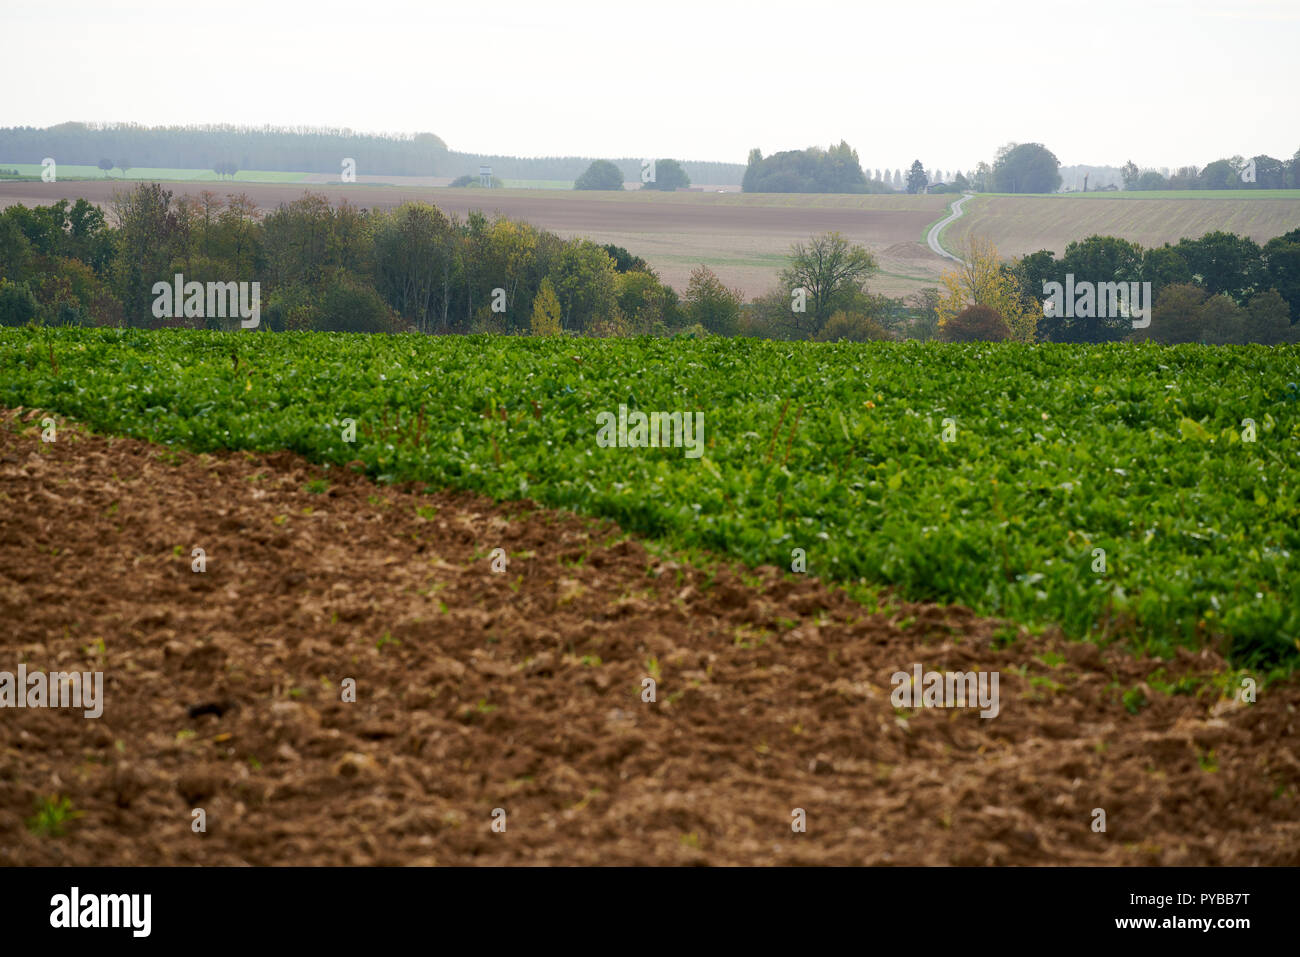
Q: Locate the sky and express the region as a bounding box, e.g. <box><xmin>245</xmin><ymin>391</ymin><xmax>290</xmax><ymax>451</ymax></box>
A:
<box><xmin>2</xmin><ymin>0</ymin><xmax>1297</xmax><ymax>172</ymax></box>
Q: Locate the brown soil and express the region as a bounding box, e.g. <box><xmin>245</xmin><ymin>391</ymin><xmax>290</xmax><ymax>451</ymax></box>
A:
<box><xmin>1</xmin><ymin>408</ymin><xmax>1297</xmax><ymax>865</ymax></box>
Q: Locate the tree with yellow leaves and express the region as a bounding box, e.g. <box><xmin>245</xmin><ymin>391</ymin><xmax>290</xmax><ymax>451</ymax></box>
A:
<box><xmin>489</xmin><ymin>218</ymin><xmax>538</xmax><ymax>314</ymax></box>
<box><xmin>936</xmin><ymin>235</ymin><xmax>1040</xmax><ymax>341</ymax></box>
<box><xmin>530</xmin><ymin>278</ymin><xmax>562</xmax><ymax>336</ymax></box>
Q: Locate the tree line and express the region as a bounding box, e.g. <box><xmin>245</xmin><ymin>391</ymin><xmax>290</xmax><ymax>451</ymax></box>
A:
<box><xmin>0</xmin><ymin>185</ymin><xmax>927</xmax><ymax>341</ymax></box>
<box><xmin>1120</xmin><ymin>153</ymin><xmax>1300</xmax><ymax>191</ymax></box>
<box><xmin>737</xmin><ymin>139</ymin><xmax>1300</xmax><ymax>196</ymax></box>
<box><xmin>0</xmin><ymin>185</ymin><xmax>698</xmax><ymax>336</ymax></box>
<box><xmin>929</xmin><ymin>230</ymin><xmax>1300</xmax><ymax>344</ymax></box>
<box><xmin>0</xmin><ymin>123</ymin><xmax>745</xmax><ymax>185</ymax></box>
<box><xmin>740</xmin><ymin>142</ymin><xmax>1065</xmax><ymax>195</ymax></box>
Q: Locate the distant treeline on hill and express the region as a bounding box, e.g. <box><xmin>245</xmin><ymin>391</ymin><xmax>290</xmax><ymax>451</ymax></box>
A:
<box><xmin>0</xmin><ymin>122</ymin><xmax>745</xmax><ymax>184</ymax></box>
<box><xmin>743</xmin><ymin>142</ymin><xmax>894</xmax><ymax>194</ymax></box>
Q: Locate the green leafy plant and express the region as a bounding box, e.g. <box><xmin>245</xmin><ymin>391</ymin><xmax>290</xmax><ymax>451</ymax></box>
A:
<box><xmin>27</xmin><ymin>795</ymin><xmax>84</xmax><ymax>837</ymax></box>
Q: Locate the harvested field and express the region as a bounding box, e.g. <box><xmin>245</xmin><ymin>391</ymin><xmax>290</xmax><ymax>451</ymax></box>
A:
<box><xmin>946</xmin><ymin>193</ymin><xmax>1300</xmax><ymax>258</ymax></box>
<box><xmin>2</xmin><ymin>408</ymin><xmax>1297</xmax><ymax>865</ymax></box>
<box><xmin>0</xmin><ymin>181</ymin><xmax>954</xmax><ymax>299</ymax></box>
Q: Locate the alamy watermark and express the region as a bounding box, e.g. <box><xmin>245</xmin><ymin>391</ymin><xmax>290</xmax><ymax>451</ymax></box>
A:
<box><xmin>595</xmin><ymin>404</ymin><xmax>704</xmax><ymax>458</ymax></box>
<box><xmin>890</xmin><ymin>663</ymin><xmax>1000</xmax><ymax>718</ymax></box>
<box><xmin>152</xmin><ymin>273</ymin><xmax>260</xmax><ymax>328</ymax></box>
<box><xmin>1042</xmin><ymin>274</ymin><xmax>1151</xmax><ymax>329</ymax></box>
<box><xmin>1</xmin><ymin>665</ymin><xmax>103</xmax><ymax>718</ymax></box>
<box><xmin>50</xmin><ymin>887</ymin><xmax>150</xmax><ymax>937</ymax></box>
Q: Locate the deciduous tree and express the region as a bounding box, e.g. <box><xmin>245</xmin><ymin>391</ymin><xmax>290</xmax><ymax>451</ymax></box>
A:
<box><xmin>937</xmin><ymin>236</ymin><xmax>1039</xmax><ymax>341</ymax></box>
<box><xmin>530</xmin><ymin>278</ymin><xmax>562</xmax><ymax>336</ymax></box>
<box><xmin>779</xmin><ymin>231</ymin><xmax>877</xmax><ymax>335</ymax></box>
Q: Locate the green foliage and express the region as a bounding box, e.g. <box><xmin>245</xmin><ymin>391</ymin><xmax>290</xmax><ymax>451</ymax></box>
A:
<box><xmin>1122</xmin><ymin>687</ymin><xmax>1149</xmax><ymax>715</ymax></box>
<box><xmin>9</xmin><ymin>187</ymin><xmax>680</xmax><ymax>337</ymax></box>
<box><xmin>743</xmin><ymin>141</ymin><xmax>878</xmax><ymax>193</ymax></box>
<box><xmin>816</xmin><ymin>310</ymin><xmax>891</xmax><ymax>342</ymax></box>
<box><xmin>448</xmin><ymin>173</ymin><xmax>504</xmax><ymax>188</ymax></box>
<box><xmin>3</xmin><ymin>330</ymin><xmax>1298</xmax><ymax>673</ymax></box>
<box><xmin>906</xmin><ymin>288</ymin><xmax>942</xmax><ymax>341</ymax></box>
<box><xmin>1121</xmin><ymin>154</ymin><xmax>1299</xmax><ymax>192</ymax></box>
<box><xmin>615</xmin><ymin>269</ymin><xmax>674</xmax><ymax>333</ymax></box>
<box><xmin>602</xmin><ymin>244</ymin><xmax>649</xmax><ymax>273</ymax></box>
<box><xmin>1174</xmin><ymin>231</ymin><xmax>1265</xmax><ymax>301</ymax></box>
<box><xmin>316</xmin><ymin>278</ymin><xmax>399</xmax><ymax>333</ymax></box>
<box><xmin>1018</xmin><ymin>229</ymin><xmax>1298</xmax><ymax>343</ymax></box>
<box><xmin>641</xmin><ymin>158</ymin><xmax>690</xmax><ymax>191</ymax></box>
<box><xmin>1136</xmin><ymin>170</ymin><xmax>1168</xmax><ymax>191</ymax></box>
<box><xmin>0</xmin><ymin>278</ymin><xmax>39</xmax><ymax>326</ymax></box>
<box><xmin>574</xmin><ymin>160</ymin><xmax>625</xmax><ymax>191</ymax></box>
<box><xmin>1263</xmin><ymin>229</ymin><xmax>1300</xmax><ymax>320</ymax></box>
<box><xmin>27</xmin><ymin>795</ymin><xmax>83</xmax><ymax>837</ymax></box>
<box><xmin>1243</xmin><ymin>289</ymin><xmax>1294</xmax><ymax>345</ymax></box>
<box><xmin>552</xmin><ymin>240</ymin><xmax>618</xmax><ymax>327</ymax></box>
<box><xmin>684</xmin><ymin>266</ymin><xmax>743</xmax><ymax>336</ymax></box>
<box><xmin>992</xmin><ymin>142</ymin><xmax>1063</xmax><ymax>194</ymax></box>
<box><xmin>906</xmin><ymin>160</ymin><xmax>927</xmax><ymax>195</ymax></box>
<box><xmin>0</xmin><ymin>216</ymin><xmax>33</xmax><ymax>282</ymax></box>
<box><xmin>778</xmin><ymin>232</ymin><xmax>878</xmax><ymax>335</ymax></box>
<box><xmin>1136</xmin><ymin>285</ymin><xmax>1299</xmax><ymax>346</ymax></box>
<box><xmin>263</xmin><ymin>283</ymin><xmax>319</xmax><ymax>332</ymax></box>
<box><xmin>110</xmin><ymin>182</ymin><xmax>179</xmax><ymax>325</ymax></box>
<box><xmin>530</xmin><ymin>278</ymin><xmax>562</xmax><ymax>336</ymax></box>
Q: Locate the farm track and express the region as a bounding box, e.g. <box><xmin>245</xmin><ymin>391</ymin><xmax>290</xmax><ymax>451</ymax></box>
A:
<box><xmin>2</xmin><ymin>408</ymin><xmax>1297</xmax><ymax>865</ymax></box>
<box><xmin>926</xmin><ymin>192</ymin><xmax>972</xmax><ymax>262</ymax></box>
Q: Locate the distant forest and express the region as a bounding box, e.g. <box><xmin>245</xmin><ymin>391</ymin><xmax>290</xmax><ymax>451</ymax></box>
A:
<box><xmin>0</xmin><ymin>123</ymin><xmax>747</xmax><ymax>184</ymax></box>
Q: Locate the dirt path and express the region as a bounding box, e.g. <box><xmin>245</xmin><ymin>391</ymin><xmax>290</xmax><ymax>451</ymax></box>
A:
<box><xmin>1</xmin><ymin>408</ymin><xmax>1296</xmax><ymax>865</ymax></box>
<box><xmin>926</xmin><ymin>192</ymin><xmax>972</xmax><ymax>262</ymax></box>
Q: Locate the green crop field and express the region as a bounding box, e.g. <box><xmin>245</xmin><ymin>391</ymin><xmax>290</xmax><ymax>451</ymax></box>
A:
<box><xmin>3</xmin><ymin>329</ymin><xmax>1298</xmax><ymax>672</ymax></box>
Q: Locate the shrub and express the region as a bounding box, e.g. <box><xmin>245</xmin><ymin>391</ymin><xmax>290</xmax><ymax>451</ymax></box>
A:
<box><xmin>449</xmin><ymin>173</ymin><xmax>503</xmax><ymax>188</ymax></box>
<box><xmin>816</xmin><ymin>310</ymin><xmax>891</xmax><ymax>342</ymax></box>
<box><xmin>316</xmin><ymin>279</ymin><xmax>399</xmax><ymax>333</ymax></box>
<box><xmin>940</xmin><ymin>304</ymin><xmax>1010</xmax><ymax>342</ymax></box>
<box><xmin>263</xmin><ymin>284</ymin><xmax>319</xmax><ymax>332</ymax></box>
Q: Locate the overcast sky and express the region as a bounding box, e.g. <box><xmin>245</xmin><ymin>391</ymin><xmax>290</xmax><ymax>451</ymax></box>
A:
<box><xmin>3</xmin><ymin>0</ymin><xmax>1296</xmax><ymax>172</ymax></box>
